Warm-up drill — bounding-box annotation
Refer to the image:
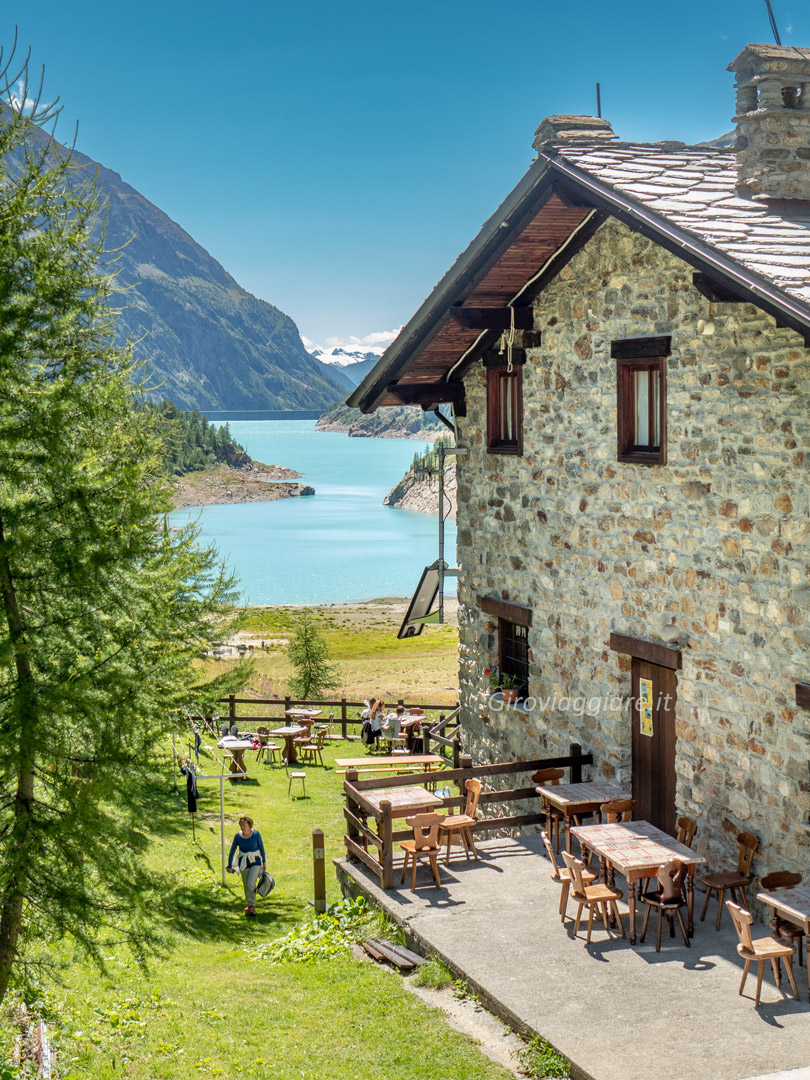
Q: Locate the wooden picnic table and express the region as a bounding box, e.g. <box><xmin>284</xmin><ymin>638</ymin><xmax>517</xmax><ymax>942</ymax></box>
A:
<box><xmin>756</xmin><ymin>885</ymin><xmax>810</xmax><ymax>1001</ymax></box>
<box><xmin>361</xmin><ymin>785</ymin><xmax>444</xmax><ymax>819</ymax></box>
<box><xmin>335</xmin><ymin>754</ymin><xmax>443</xmax><ymax>769</ymax></box>
<box><xmin>268</xmin><ymin>725</ymin><xmax>307</xmax><ymax>764</ymax></box>
<box><xmin>221</xmin><ymin>739</ymin><xmax>254</xmax><ymax>780</ymax></box>
<box><xmin>571</xmin><ymin>821</ymin><xmax>705</xmax><ymax>944</ymax></box>
<box><xmin>537</xmin><ymin>780</ymin><xmax>631</xmax><ymax>851</ymax></box>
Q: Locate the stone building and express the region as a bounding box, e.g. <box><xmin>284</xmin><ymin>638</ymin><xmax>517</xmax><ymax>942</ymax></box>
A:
<box><xmin>349</xmin><ymin>44</ymin><xmax>810</xmax><ymax>876</ymax></box>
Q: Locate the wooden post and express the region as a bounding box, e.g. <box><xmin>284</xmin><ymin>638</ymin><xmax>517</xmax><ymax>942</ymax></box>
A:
<box><xmin>458</xmin><ymin>752</ymin><xmax>474</xmax><ymax>795</ymax></box>
<box><xmin>422</xmin><ymin>724</ymin><xmax>431</xmax><ymax>756</ymax></box>
<box><xmin>219</xmin><ymin>775</ymin><xmax>226</xmax><ymax>886</ymax></box>
<box><xmin>346</xmin><ymin>770</ymin><xmax>360</xmax><ymax>862</ymax></box>
<box><xmin>570</xmin><ymin>742</ymin><xmax>583</xmax><ymax>784</ymax></box>
<box><xmin>380</xmin><ymin>800</ymin><xmax>394</xmax><ymax>890</ymax></box>
<box><xmin>172</xmin><ymin>734</ymin><xmax>178</xmax><ymax>791</ymax></box>
<box><xmin>341</xmin><ymin>698</ymin><xmax>347</xmax><ymax>740</ymax></box>
<box><xmin>284</xmin><ymin>695</ymin><xmax>291</xmax><ymax>716</ymax></box>
<box><xmin>452</xmin><ymin>736</ymin><xmax>461</xmax><ymax>769</ymax></box>
<box><xmin>228</xmin><ymin>694</ymin><xmax>236</xmax><ymax>719</ymax></box>
<box><xmin>312</xmin><ymin>828</ymin><xmax>326</xmax><ymax>913</ymax></box>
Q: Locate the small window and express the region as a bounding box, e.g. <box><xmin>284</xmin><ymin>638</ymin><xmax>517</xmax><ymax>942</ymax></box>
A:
<box><xmin>500</xmin><ymin>619</ymin><xmax>529</xmax><ymax>694</ymax></box>
<box><xmin>617</xmin><ymin>356</ymin><xmax>667</xmax><ymax>465</ymax></box>
<box><xmin>487</xmin><ymin>366</ymin><xmax>522</xmax><ymax>454</ymax></box>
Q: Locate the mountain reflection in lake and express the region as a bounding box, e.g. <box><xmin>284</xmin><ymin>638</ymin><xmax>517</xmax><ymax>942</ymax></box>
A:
<box><xmin>168</xmin><ymin>420</ymin><xmax>457</xmax><ymax>605</ymax></box>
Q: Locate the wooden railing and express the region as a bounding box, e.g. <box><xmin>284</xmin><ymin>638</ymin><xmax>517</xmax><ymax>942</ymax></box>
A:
<box><xmin>343</xmin><ymin>744</ymin><xmax>592</xmax><ymax>889</ymax></box>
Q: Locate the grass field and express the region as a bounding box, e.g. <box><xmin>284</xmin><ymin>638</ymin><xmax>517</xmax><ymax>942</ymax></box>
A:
<box><xmin>10</xmin><ymin>737</ymin><xmax>515</xmax><ymax>1080</ymax></box>
<box><xmin>0</xmin><ymin>606</ymin><xmax>523</xmax><ymax>1080</ymax></box>
<box><xmin>209</xmin><ymin>598</ymin><xmax>460</xmax><ymax>707</ymax></box>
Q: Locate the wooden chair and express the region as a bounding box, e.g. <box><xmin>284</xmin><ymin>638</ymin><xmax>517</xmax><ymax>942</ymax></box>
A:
<box><xmin>541</xmin><ymin>830</ymin><xmax>596</xmax><ymax>922</ymax></box>
<box><xmin>300</xmin><ymin>728</ymin><xmax>326</xmax><ymax>767</ymax></box>
<box><xmin>561</xmin><ymin>850</ymin><xmax>625</xmax><ymax>944</ymax></box>
<box><xmin>400</xmin><ymin>813</ymin><xmax>445</xmax><ymax>892</ymax></box>
<box><xmin>676</xmin><ymin>815</ymin><xmax>698</xmax><ymax>848</ymax></box>
<box><xmin>760</xmin><ymin>871</ymin><xmax>804</xmax><ymax>966</ymax></box>
<box><xmin>700</xmin><ymin>832</ymin><xmax>758</xmax><ymax>930</ymax></box>
<box><xmin>600</xmin><ymin>798</ymin><xmax>635</xmax><ymax>823</ymax></box>
<box><xmin>285</xmin><ymin>765</ymin><xmax>306</xmax><ymax>798</ymax></box>
<box><xmin>726</xmin><ymin>900</ymin><xmax>799</xmax><ymax>1006</ymax></box>
<box><xmin>255</xmin><ymin>726</ymin><xmax>280</xmax><ymax>764</ymax></box>
<box><xmin>640</xmin><ymin>860</ymin><xmax>690</xmax><ymax>951</ymax></box>
<box><xmin>438</xmin><ymin>779</ymin><xmax>482</xmax><ymax>863</ymax></box>
<box><xmin>532</xmin><ymin>767</ymin><xmax>565</xmax><ymax>850</ymax></box>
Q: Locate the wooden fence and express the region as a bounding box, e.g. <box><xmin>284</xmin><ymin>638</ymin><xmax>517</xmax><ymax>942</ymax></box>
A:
<box><xmin>186</xmin><ymin>696</ymin><xmax>462</xmax><ymax>763</ymax></box>
<box><xmin>343</xmin><ymin>744</ymin><xmax>592</xmax><ymax>889</ymax></box>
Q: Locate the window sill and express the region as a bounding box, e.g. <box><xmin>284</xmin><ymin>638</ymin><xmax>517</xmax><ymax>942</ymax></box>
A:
<box><xmin>487</xmin><ymin>445</ymin><xmax>522</xmax><ymax>456</ymax></box>
<box><xmin>617</xmin><ymin>451</ymin><xmax>666</xmax><ymax>466</ymax></box>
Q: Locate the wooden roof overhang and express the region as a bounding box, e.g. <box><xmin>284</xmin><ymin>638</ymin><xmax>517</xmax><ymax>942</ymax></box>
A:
<box><xmin>347</xmin><ymin>158</ymin><xmax>602</xmax><ymax>414</ymax></box>
<box><xmin>375</xmin><ymin>195</ymin><xmax>596</xmax><ymax>409</ymax></box>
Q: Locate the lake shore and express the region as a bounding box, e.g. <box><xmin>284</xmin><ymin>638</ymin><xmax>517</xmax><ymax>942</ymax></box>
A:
<box><xmin>172</xmin><ymin>462</ymin><xmax>314</xmax><ymax>508</ymax></box>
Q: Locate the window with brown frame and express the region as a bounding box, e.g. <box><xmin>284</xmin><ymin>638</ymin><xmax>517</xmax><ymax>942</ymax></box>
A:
<box><xmin>614</xmin><ymin>337</ymin><xmax>670</xmax><ymax>465</ymax></box>
<box><xmin>499</xmin><ymin>619</ymin><xmax>529</xmax><ymax>693</ymax></box>
<box><xmin>487</xmin><ymin>365</ymin><xmax>522</xmax><ymax>454</ymax></box>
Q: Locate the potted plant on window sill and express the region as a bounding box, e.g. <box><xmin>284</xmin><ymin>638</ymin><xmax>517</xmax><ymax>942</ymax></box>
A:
<box><xmin>485</xmin><ymin>669</ymin><xmax>522</xmax><ymax>704</ymax></box>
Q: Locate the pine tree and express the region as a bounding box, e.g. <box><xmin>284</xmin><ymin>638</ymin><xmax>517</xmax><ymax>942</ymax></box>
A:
<box><xmin>286</xmin><ymin>611</ymin><xmax>341</xmax><ymax>700</ymax></box>
<box><xmin>0</xmin><ymin>55</ymin><xmax>246</xmax><ymax>1002</ymax></box>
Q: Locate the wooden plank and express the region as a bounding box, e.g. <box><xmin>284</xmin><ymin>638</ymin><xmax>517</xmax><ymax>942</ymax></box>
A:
<box><xmin>609</xmin><ymin>631</ymin><xmax>681</xmax><ymax>670</ymax></box>
<box><xmin>796</xmin><ymin>683</ymin><xmax>810</xmax><ymax>708</ymax></box>
<box><xmin>343</xmin><ymin>808</ymin><xmax>383</xmax><ymax>849</ymax></box>
<box><xmin>692</xmin><ymin>272</ymin><xmax>746</xmax><ymax>304</ymax></box>
<box><xmin>610</xmin><ymin>336</ymin><xmax>672</xmax><ymax>360</ymax></box>
<box><xmin>362</xmin><ymin>940</ymin><xmax>386</xmax><ymax>962</ymax></box>
<box><xmin>388</xmin><ymin>941</ymin><xmax>427</xmax><ymax>967</ymax></box>
<box><xmin>451</xmin><ymin>306</ymin><xmax>534</xmax><ymax>330</ymax></box>
<box><xmin>344</xmin><ymin>836</ymin><xmax>383</xmax><ymax>878</ymax></box>
<box><xmin>472</xmin><ymin>812</ymin><xmax>547</xmax><ymax>831</ymax></box>
<box><xmin>478</xmin><ymin>596</ymin><xmax>533</xmax><ymax>627</ymax></box>
<box><xmin>388</xmin><ymin>382</ymin><xmax>466</xmax><ymax>406</ymax></box>
<box><xmin>366</xmin><ymin>938</ymin><xmax>415</xmax><ymax>970</ymax></box>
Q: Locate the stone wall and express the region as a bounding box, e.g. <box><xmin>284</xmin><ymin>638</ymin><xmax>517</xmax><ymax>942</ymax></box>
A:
<box><xmin>454</xmin><ymin>216</ymin><xmax>810</xmax><ymax>875</ymax></box>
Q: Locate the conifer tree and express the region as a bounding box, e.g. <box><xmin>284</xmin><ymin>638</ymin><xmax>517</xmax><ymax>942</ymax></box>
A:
<box><xmin>0</xmin><ymin>52</ymin><xmax>244</xmax><ymax>1001</ymax></box>
<box><xmin>286</xmin><ymin>611</ymin><xmax>341</xmax><ymax>700</ymax></box>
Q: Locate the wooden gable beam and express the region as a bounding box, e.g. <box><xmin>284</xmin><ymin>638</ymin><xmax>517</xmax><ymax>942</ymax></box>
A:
<box><xmin>387</xmin><ymin>382</ymin><xmax>466</xmax><ymax>407</ymax></box>
<box><xmin>451</xmin><ymin>306</ymin><xmax>534</xmax><ymax>331</ymax></box>
<box><xmin>692</xmin><ymin>273</ymin><xmax>747</xmax><ymax>304</ymax></box>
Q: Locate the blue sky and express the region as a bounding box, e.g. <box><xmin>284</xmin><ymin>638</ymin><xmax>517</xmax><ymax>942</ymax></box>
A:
<box><xmin>14</xmin><ymin>1</ymin><xmax>810</xmax><ymax>351</ymax></box>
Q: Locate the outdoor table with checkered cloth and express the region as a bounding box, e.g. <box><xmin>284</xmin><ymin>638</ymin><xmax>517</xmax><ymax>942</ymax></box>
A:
<box><xmin>571</xmin><ymin>821</ymin><xmax>705</xmax><ymax>944</ymax></box>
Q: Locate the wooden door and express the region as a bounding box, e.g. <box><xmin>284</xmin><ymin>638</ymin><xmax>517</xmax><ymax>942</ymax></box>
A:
<box><xmin>630</xmin><ymin>659</ymin><xmax>677</xmax><ymax>832</ymax></box>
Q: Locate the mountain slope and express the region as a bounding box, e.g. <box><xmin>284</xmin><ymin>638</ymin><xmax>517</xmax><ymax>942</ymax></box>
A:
<box><xmin>21</xmin><ymin>123</ymin><xmax>346</xmax><ymax>411</ymax></box>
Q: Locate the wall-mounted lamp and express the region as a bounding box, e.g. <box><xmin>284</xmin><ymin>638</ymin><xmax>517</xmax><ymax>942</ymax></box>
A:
<box><xmin>698</xmin><ymin>302</ymin><xmax>716</xmax><ymax>336</ymax></box>
<box><xmin>660</xmin><ymin>621</ymin><xmax>687</xmax><ymax>646</ymax></box>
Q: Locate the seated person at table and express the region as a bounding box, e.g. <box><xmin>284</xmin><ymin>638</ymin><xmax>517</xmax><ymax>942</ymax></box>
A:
<box><xmin>361</xmin><ymin>697</ymin><xmax>385</xmax><ymax>749</ymax></box>
<box><xmin>382</xmin><ymin>705</ymin><xmax>405</xmax><ymax>749</ymax></box>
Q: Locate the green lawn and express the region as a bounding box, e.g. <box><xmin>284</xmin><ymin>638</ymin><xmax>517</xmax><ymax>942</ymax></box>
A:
<box><xmin>13</xmin><ymin>736</ymin><xmax>514</xmax><ymax>1080</ymax></box>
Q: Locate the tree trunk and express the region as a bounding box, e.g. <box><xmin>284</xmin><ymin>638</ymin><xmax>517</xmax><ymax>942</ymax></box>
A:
<box><xmin>0</xmin><ymin>516</ymin><xmax>36</xmax><ymax>1003</ymax></box>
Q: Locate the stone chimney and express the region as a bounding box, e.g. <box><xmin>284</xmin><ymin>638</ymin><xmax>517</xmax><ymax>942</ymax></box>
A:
<box><xmin>728</xmin><ymin>43</ymin><xmax>810</xmax><ymax>200</ymax></box>
<box><xmin>532</xmin><ymin>114</ymin><xmax>617</xmax><ymax>153</ymax></box>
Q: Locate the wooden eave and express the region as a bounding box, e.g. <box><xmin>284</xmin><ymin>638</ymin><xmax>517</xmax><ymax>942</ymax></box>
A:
<box><xmin>376</xmin><ymin>194</ymin><xmax>593</xmax><ymax>407</ymax></box>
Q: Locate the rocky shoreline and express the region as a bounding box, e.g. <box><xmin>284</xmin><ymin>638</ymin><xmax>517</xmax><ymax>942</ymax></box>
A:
<box><xmin>384</xmin><ymin>461</ymin><xmax>457</xmax><ymax>519</ymax></box>
<box><xmin>172</xmin><ymin>463</ymin><xmax>314</xmax><ymax>508</ymax></box>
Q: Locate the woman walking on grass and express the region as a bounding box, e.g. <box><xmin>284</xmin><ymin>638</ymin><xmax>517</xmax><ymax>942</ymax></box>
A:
<box><xmin>226</xmin><ymin>815</ymin><xmax>266</xmax><ymax>917</ymax></box>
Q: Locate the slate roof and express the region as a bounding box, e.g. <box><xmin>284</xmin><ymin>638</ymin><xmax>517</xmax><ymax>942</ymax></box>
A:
<box><xmin>553</xmin><ymin>144</ymin><xmax>810</xmax><ymax>308</ymax></box>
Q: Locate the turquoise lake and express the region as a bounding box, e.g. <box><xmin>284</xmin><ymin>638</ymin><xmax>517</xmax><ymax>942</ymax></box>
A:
<box><xmin>169</xmin><ymin>420</ymin><xmax>457</xmax><ymax>606</ymax></box>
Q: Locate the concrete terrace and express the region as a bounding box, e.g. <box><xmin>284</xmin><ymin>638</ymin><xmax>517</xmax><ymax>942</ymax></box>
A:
<box><xmin>336</xmin><ymin>836</ymin><xmax>809</xmax><ymax>1080</ymax></box>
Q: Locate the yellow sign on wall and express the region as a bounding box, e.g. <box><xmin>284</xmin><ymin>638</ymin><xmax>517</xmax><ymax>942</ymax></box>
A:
<box><xmin>639</xmin><ymin>677</ymin><xmax>654</xmax><ymax>737</ymax></box>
